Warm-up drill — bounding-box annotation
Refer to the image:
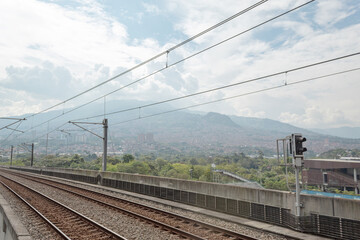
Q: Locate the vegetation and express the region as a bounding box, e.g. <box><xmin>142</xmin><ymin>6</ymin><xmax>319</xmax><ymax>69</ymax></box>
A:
<box><xmin>1</xmin><ymin>152</ymin><xmax>298</xmax><ymax>191</ymax></box>
<box><xmin>318</xmin><ymin>148</ymin><xmax>360</xmax><ymax>159</ymax></box>
<box><xmin>2</xmin><ymin>148</ymin><xmax>359</xmax><ymax>192</ymax></box>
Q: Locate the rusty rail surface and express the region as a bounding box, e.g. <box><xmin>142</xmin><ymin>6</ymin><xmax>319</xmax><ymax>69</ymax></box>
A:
<box><xmin>0</xmin><ymin>174</ymin><xmax>127</xmax><ymax>240</ymax></box>
<box><xmin>2</xmin><ymin>169</ymin><xmax>257</xmax><ymax>240</ymax></box>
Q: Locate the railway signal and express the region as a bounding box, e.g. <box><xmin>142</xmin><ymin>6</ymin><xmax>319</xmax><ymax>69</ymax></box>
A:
<box><xmin>276</xmin><ymin>133</ymin><xmax>307</xmax><ymax>218</ymax></box>
<box><xmin>292</xmin><ymin>133</ymin><xmax>307</xmax><ymax>157</ymax></box>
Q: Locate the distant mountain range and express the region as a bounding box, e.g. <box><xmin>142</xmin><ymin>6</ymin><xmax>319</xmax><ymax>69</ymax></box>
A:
<box><xmin>1</xmin><ymin>100</ymin><xmax>359</xmax><ymax>156</ymax></box>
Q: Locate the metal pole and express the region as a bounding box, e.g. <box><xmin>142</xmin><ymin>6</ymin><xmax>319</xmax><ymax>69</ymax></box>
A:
<box><xmin>31</xmin><ymin>143</ymin><xmax>34</xmax><ymax>167</ymax></box>
<box><xmin>276</xmin><ymin>140</ymin><xmax>280</xmax><ymax>163</ymax></box>
<box><xmin>354</xmin><ymin>168</ymin><xmax>358</xmax><ymax>194</ymax></box>
<box><xmin>45</xmin><ymin>133</ymin><xmax>49</xmax><ymax>155</ymax></box>
<box><xmin>10</xmin><ymin>145</ymin><xmax>13</xmax><ymax>166</ymax></box>
<box><xmin>66</xmin><ymin>135</ymin><xmax>69</xmax><ymax>154</ymax></box>
<box><xmin>102</xmin><ymin>119</ymin><xmax>108</xmax><ymax>172</ymax></box>
<box><xmin>283</xmin><ymin>140</ymin><xmax>287</xmax><ymax>164</ymax></box>
<box><xmin>295</xmin><ymin>164</ymin><xmax>301</xmax><ymax>216</ymax></box>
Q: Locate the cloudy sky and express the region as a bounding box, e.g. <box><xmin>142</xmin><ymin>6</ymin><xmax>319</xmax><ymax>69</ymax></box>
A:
<box><xmin>0</xmin><ymin>0</ymin><xmax>360</xmax><ymax>130</ymax></box>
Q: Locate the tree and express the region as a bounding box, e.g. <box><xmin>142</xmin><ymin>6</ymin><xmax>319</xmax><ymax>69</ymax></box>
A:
<box><xmin>155</xmin><ymin>158</ymin><xmax>168</xmax><ymax>171</ymax></box>
<box><xmin>108</xmin><ymin>156</ymin><xmax>121</xmax><ymax>165</ymax></box>
<box><xmin>189</xmin><ymin>158</ymin><xmax>198</xmax><ymax>165</ymax></box>
<box><xmin>123</xmin><ymin>154</ymin><xmax>135</xmax><ymax>163</ymax></box>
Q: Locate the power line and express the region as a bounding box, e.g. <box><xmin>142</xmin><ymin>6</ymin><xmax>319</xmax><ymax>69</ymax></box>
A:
<box><xmin>0</xmin><ymin>118</ymin><xmax>26</xmax><ymax>131</ymax></box>
<box><xmin>13</xmin><ymin>48</ymin><xmax>360</xmax><ymax>144</ymax></box>
<box><xmin>0</xmin><ymin>120</ymin><xmax>23</xmax><ymax>145</ymax></box>
<box><xmin>16</xmin><ymin>66</ymin><xmax>360</xmax><ymax>146</ymax></box>
<box><xmin>22</xmin><ymin>0</ymin><xmax>315</xmax><ymax>132</ymax></box>
<box><xmin>25</xmin><ymin>122</ymin><xmax>69</xmax><ymax>145</ymax></box>
<box><xmin>24</xmin><ymin>0</ymin><xmax>269</xmax><ymax>120</ymax></box>
<box><xmin>108</xmin><ymin>67</ymin><xmax>360</xmax><ymax>127</ymax></box>
<box><xmin>72</xmin><ymin>51</ymin><xmax>360</xmax><ymax>121</ymax></box>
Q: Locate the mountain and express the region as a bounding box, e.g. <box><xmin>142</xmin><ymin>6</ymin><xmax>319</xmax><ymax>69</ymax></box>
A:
<box><xmin>229</xmin><ymin>115</ymin><xmax>316</xmax><ymax>136</ymax></box>
<box><xmin>310</xmin><ymin>127</ymin><xmax>360</xmax><ymax>139</ymax></box>
<box><xmin>110</xmin><ymin>111</ymin><xmax>360</xmax><ymax>155</ymax></box>
<box><xmin>1</xmin><ymin>100</ymin><xmax>360</xmax><ymax>156</ymax></box>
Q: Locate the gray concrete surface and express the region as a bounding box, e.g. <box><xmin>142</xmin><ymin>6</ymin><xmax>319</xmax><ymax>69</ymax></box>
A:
<box><xmin>10</xmin><ymin>166</ymin><xmax>360</xmax><ymax>220</ymax></box>
<box><xmin>10</xmin><ymin>168</ymin><xmax>330</xmax><ymax>240</ymax></box>
<box><xmin>0</xmin><ymin>192</ymin><xmax>32</xmax><ymax>240</ymax></box>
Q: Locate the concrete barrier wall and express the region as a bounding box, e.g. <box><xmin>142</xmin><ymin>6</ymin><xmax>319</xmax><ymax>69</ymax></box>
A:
<box><xmin>10</xmin><ymin>166</ymin><xmax>360</xmax><ymax>221</ymax></box>
<box><xmin>100</xmin><ymin>170</ymin><xmax>360</xmax><ymax>220</ymax></box>
<box><xmin>0</xmin><ymin>193</ymin><xmax>31</xmax><ymax>240</ymax></box>
<box><xmin>99</xmin><ymin>170</ymin><xmax>296</xmax><ymax>210</ymax></box>
<box><xmin>7</xmin><ymin>166</ymin><xmax>360</xmax><ymax>239</ymax></box>
<box><xmin>301</xmin><ymin>194</ymin><xmax>360</xmax><ymax>220</ymax></box>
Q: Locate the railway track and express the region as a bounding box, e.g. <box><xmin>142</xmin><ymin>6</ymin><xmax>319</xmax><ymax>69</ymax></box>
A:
<box><xmin>1</xmin><ymin>169</ymin><xmax>257</xmax><ymax>240</ymax></box>
<box><xmin>0</xmin><ymin>174</ymin><xmax>126</xmax><ymax>240</ymax></box>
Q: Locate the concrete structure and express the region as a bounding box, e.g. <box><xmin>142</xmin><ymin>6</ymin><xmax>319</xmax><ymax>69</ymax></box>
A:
<box><xmin>138</xmin><ymin>133</ymin><xmax>154</xmax><ymax>143</ymax></box>
<box><xmin>7</xmin><ymin>166</ymin><xmax>360</xmax><ymax>239</ymax></box>
<box><xmin>303</xmin><ymin>158</ymin><xmax>360</xmax><ymax>193</ymax></box>
<box><xmin>213</xmin><ymin>169</ymin><xmax>264</xmax><ymax>189</ymax></box>
<box><xmin>0</xmin><ymin>193</ymin><xmax>31</xmax><ymax>240</ymax></box>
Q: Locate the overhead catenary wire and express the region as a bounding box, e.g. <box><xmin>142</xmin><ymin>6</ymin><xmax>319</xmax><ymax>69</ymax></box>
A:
<box><xmin>22</xmin><ymin>0</ymin><xmax>269</xmax><ymax>120</ymax></box>
<box><xmin>21</xmin><ymin>122</ymin><xmax>70</xmax><ymax>146</ymax></box>
<box><xmin>108</xmin><ymin>67</ymin><xmax>360</xmax><ymax>127</ymax></box>
<box><xmin>0</xmin><ymin>121</ymin><xmax>24</xmax><ymax>145</ymax></box>
<box><xmin>72</xmin><ymin>51</ymin><xmax>360</xmax><ymax>121</ymax></box>
<box><xmin>16</xmin><ymin>66</ymin><xmax>360</xmax><ymax>145</ymax></box>
<box><xmin>0</xmin><ymin>118</ymin><xmax>26</xmax><ymax>131</ymax></box>
<box><xmin>5</xmin><ymin>0</ymin><xmax>322</xmax><ymax>146</ymax></box>
<box><xmin>21</xmin><ymin>0</ymin><xmax>316</xmax><ymax>133</ymax></box>
<box><xmin>10</xmin><ymin>52</ymin><xmax>360</xmax><ymax>143</ymax></box>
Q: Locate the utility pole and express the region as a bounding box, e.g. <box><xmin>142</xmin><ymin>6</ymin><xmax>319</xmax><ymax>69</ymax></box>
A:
<box><xmin>31</xmin><ymin>143</ymin><xmax>34</xmax><ymax>167</ymax></box>
<box><xmin>69</xmin><ymin>119</ymin><xmax>108</xmax><ymax>172</ymax></box>
<box><xmin>59</xmin><ymin>130</ymin><xmax>71</xmax><ymax>154</ymax></box>
<box><xmin>10</xmin><ymin>145</ymin><xmax>13</xmax><ymax>166</ymax></box>
<box><xmin>19</xmin><ymin>143</ymin><xmax>35</xmax><ymax>167</ymax></box>
<box><xmin>45</xmin><ymin>133</ymin><xmax>49</xmax><ymax>155</ymax></box>
<box><xmin>0</xmin><ymin>117</ymin><xmax>25</xmax><ymax>166</ymax></box>
<box><xmin>102</xmin><ymin>119</ymin><xmax>108</xmax><ymax>172</ymax></box>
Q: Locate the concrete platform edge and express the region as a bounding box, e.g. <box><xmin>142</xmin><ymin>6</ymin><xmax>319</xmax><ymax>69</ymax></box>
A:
<box><xmin>0</xmin><ymin>190</ymin><xmax>32</xmax><ymax>240</ymax></box>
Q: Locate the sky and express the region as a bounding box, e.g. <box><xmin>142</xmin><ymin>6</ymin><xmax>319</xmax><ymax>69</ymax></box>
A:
<box><xmin>0</xmin><ymin>0</ymin><xmax>360</xmax><ymax>130</ymax></box>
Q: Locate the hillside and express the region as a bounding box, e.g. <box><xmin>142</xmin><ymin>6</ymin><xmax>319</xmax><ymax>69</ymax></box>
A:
<box><xmin>1</xmin><ymin>100</ymin><xmax>360</xmax><ymax>156</ymax></box>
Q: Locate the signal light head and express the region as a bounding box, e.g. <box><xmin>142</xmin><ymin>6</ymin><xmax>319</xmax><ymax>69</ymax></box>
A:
<box><xmin>292</xmin><ymin>133</ymin><xmax>307</xmax><ymax>157</ymax></box>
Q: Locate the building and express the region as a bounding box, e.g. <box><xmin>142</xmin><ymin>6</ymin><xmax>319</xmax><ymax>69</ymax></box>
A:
<box><xmin>138</xmin><ymin>133</ymin><xmax>154</xmax><ymax>143</ymax></box>
<box><xmin>302</xmin><ymin>158</ymin><xmax>360</xmax><ymax>194</ymax></box>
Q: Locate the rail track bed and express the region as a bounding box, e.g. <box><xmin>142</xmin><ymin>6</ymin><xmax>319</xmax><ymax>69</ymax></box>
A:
<box><xmin>0</xmin><ymin>174</ymin><xmax>125</xmax><ymax>240</ymax></box>
<box><xmin>0</xmin><ymin>169</ymin><xmax>293</xmax><ymax>240</ymax></box>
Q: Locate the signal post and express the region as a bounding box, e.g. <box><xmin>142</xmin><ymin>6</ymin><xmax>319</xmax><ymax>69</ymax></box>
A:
<box><xmin>291</xmin><ymin>133</ymin><xmax>307</xmax><ymax>217</ymax></box>
<box><xmin>277</xmin><ymin>133</ymin><xmax>307</xmax><ymax>218</ymax></box>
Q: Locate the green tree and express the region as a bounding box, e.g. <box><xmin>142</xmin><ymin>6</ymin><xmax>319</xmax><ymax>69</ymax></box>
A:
<box><xmin>122</xmin><ymin>154</ymin><xmax>135</xmax><ymax>163</ymax></box>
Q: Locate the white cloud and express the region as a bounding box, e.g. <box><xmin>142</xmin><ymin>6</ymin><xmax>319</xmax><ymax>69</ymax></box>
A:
<box><xmin>142</xmin><ymin>3</ymin><xmax>161</xmax><ymax>15</ymax></box>
<box><xmin>279</xmin><ymin>106</ymin><xmax>351</xmax><ymax>128</ymax></box>
<box><xmin>1</xmin><ymin>62</ymin><xmax>75</xmax><ymax>99</ymax></box>
<box><xmin>0</xmin><ymin>86</ymin><xmax>58</xmax><ymax>116</ymax></box>
<box><xmin>159</xmin><ymin>0</ymin><xmax>360</xmax><ymax>128</ymax></box>
<box><xmin>315</xmin><ymin>0</ymin><xmax>357</xmax><ymax>27</ymax></box>
<box><xmin>0</xmin><ymin>0</ymin><xmax>360</xmax><ymax>130</ymax></box>
<box><xmin>0</xmin><ymin>0</ymin><xmax>132</xmax><ymax>76</ymax></box>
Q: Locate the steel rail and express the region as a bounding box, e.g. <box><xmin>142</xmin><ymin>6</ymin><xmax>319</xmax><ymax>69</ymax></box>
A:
<box><xmin>3</xmin><ymin>169</ymin><xmax>257</xmax><ymax>240</ymax></box>
<box><xmin>0</xmin><ymin>174</ymin><xmax>127</xmax><ymax>240</ymax></box>
<box><xmin>3</xmin><ymin>171</ymin><xmax>206</xmax><ymax>240</ymax></box>
<box><xmin>0</xmin><ymin>180</ymin><xmax>71</xmax><ymax>240</ymax></box>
